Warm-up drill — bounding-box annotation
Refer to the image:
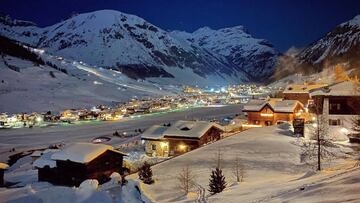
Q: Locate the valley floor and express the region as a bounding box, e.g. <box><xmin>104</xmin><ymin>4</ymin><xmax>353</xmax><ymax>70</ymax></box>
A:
<box><xmin>0</xmin><ymin>109</ymin><xmax>359</xmax><ymax>203</ymax></box>
<box><xmin>0</xmin><ymin>104</ymin><xmax>243</xmax><ymax>162</ymax></box>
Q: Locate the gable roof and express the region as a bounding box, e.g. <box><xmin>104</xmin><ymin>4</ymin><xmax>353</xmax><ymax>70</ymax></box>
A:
<box><xmin>243</xmin><ymin>99</ymin><xmax>303</xmax><ymax>113</ymax></box>
<box><xmin>140</xmin><ymin>125</ymin><xmax>168</xmax><ymax>140</ymax></box>
<box><xmin>163</xmin><ymin>120</ymin><xmax>223</xmax><ymax>139</ymax></box>
<box><xmin>283</xmin><ymin>84</ymin><xmax>328</xmax><ymax>94</ymax></box>
<box><xmin>272</xmin><ymin>100</ymin><xmax>303</xmax><ymax>113</ymax></box>
<box><xmin>51</xmin><ymin>143</ymin><xmax>127</xmax><ymax>164</ymax></box>
<box><xmin>310</xmin><ymin>81</ymin><xmax>360</xmax><ymax>97</ymax></box>
<box><xmin>141</xmin><ymin>120</ymin><xmax>223</xmax><ymax>140</ymax></box>
<box><xmin>243</xmin><ymin>99</ymin><xmax>269</xmax><ymax>112</ymax></box>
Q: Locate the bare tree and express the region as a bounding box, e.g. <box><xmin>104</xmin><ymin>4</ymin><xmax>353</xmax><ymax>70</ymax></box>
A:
<box><xmin>232</xmin><ymin>156</ymin><xmax>245</xmax><ymax>182</ymax></box>
<box><xmin>176</xmin><ymin>165</ymin><xmax>196</xmax><ymax>195</ymax></box>
<box><xmin>302</xmin><ymin>104</ymin><xmax>335</xmax><ymax>171</ymax></box>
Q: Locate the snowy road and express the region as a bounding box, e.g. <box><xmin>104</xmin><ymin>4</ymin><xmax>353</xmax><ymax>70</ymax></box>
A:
<box><xmin>0</xmin><ymin>104</ymin><xmax>243</xmax><ymax>162</ymax></box>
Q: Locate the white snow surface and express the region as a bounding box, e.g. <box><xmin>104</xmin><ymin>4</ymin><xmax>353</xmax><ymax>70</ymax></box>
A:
<box><xmin>130</xmin><ymin>125</ymin><xmax>357</xmax><ymax>203</ymax></box>
<box><xmin>51</xmin><ymin>143</ymin><xmax>125</xmax><ymax>163</ymax></box>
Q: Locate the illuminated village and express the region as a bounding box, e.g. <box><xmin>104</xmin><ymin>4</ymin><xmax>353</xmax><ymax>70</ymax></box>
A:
<box><xmin>0</xmin><ymin>2</ymin><xmax>360</xmax><ymax>203</ymax></box>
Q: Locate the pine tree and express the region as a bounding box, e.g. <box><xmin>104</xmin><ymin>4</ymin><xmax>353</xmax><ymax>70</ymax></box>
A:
<box><xmin>138</xmin><ymin>162</ymin><xmax>154</xmax><ymax>184</ymax></box>
<box><xmin>208</xmin><ymin>167</ymin><xmax>226</xmax><ymax>195</ymax></box>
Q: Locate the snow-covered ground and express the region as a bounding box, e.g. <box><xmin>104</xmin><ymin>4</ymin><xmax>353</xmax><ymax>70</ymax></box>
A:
<box><xmin>0</xmin><ymin>55</ymin><xmax>177</xmax><ymax>114</ymax></box>
<box><xmin>130</xmin><ymin>125</ymin><xmax>358</xmax><ymax>202</ymax></box>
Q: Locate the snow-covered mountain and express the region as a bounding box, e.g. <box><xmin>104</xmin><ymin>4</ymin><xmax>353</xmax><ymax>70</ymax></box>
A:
<box><xmin>171</xmin><ymin>26</ymin><xmax>279</xmax><ymax>81</ymax></box>
<box><xmin>297</xmin><ymin>15</ymin><xmax>360</xmax><ymax>70</ymax></box>
<box><xmin>0</xmin><ymin>10</ymin><xmax>279</xmax><ymax>85</ymax></box>
<box><xmin>272</xmin><ymin>14</ymin><xmax>360</xmax><ymax>82</ymax></box>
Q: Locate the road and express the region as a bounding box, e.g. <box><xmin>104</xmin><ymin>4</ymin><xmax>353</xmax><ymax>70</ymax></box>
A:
<box><xmin>0</xmin><ymin>104</ymin><xmax>243</xmax><ymax>162</ymax></box>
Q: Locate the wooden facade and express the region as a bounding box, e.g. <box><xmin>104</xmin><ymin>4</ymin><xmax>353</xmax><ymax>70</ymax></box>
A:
<box><xmin>38</xmin><ymin>150</ymin><xmax>125</xmax><ymax>186</ymax></box>
<box><xmin>245</xmin><ymin>103</ymin><xmax>304</xmax><ymax>126</ymax></box>
<box><xmin>144</xmin><ymin>126</ymin><xmax>222</xmax><ymax>157</ymax></box>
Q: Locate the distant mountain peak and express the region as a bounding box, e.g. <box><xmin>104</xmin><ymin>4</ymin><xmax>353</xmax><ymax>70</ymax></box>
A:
<box><xmin>0</xmin><ymin>9</ymin><xmax>279</xmax><ymax>84</ymax></box>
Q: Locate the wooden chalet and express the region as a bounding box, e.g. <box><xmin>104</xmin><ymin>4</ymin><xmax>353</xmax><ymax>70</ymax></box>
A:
<box><xmin>283</xmin><ymin>84</ymin><xmax>328</xmax><ymax>106</ymax></box>
<box><xmin>141</xmin><ymin>120</ymin><xmax>224</xmax><ymax>157</ymax></box>
<box><xmin>33</xmin><ymin>143</ymin><xmax>127</xmax><ymax>186</ymax></box>
<box><xmin>243</xmin><ymin>99</ymin><xmax>305</xmax><ymax>126</ymax></box>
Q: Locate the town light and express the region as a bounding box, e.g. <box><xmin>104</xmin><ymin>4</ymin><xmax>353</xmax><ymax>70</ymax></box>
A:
<box><xmin>36</xmin><ymin>117</ymin><xmax>43</xmax><ymax>122</ymax></box>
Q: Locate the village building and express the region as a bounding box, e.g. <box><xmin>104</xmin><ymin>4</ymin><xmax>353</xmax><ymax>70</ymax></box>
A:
<box><xmin>33</xmin><ymin>143</ymin><xmax>127</xmax><ymax>186</ymax></box>
<box><xmin>242</xmin><ymin>98</ymin><xmax>305</xmax><ymax>127</ymax></box>
<box><xmin>309</xmin><ymin>81</ymin><xmax>360</xmax><ymax>139</ymax></box>
<box><xmin>60</xmin><ymin>109</ymin><xmax>80</xmax><ymax>122</ymax></box>
<box><xmin>141</xmin><ymin>120</ymin><xmax>224</xmax><ymax>157</ymax></box>
<box><xmin>0</xmin><ymin>162</ymin><xmax>9</xmax><ymax>186</ymax></box>
<box><xmin>283</xmin><ymin>84</ymin><xmax>328</xmax><ymax>106</ymax></box>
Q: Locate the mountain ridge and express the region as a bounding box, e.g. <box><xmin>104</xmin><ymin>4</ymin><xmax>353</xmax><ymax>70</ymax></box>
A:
<box><xmin>0</xmin><ymin>9</ymin><xmax>279</xmax><ymax>85</ymax></box>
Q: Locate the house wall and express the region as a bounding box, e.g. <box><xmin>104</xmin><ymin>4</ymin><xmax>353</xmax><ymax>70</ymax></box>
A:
<box><xmin>246</xmin><ymin>106</ymin><xmax>274</xmax><ymax>126</ymax></box>
<box><xmin>144</xmin><ymin>140</ymin><xmax>169</xmax><ymax>157</ymax></box>
<box><xmin>246</xmin><ymin>104</ymin><xmax>304</xmax><ymax>126</ymax></box>
<box><xmin>38</xmin><ymin>150</ymin><xmax>124</xmax><ymax>186</ymax></box>
<box><xmin>85</xmin><ymin>150</ymin><xmax>124</xmax><ymax>183</ymax></box>
<box><xmin>167</xmin><ymin>138</ymin><xmax>200</xmax><ymax>156</ymax></box>
<box><xmin>143</xmin><ymin>127</ymin><xmax>223</xmax><ymax>157</ymax></box>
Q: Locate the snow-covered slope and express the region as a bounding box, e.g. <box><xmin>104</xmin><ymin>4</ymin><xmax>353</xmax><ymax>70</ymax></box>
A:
<box><xmin>0</xmin><ymin>53</ymin><xmax>177</xmax><ymax>113</ymax></box>
<box><xmin>271</xmin><ymin>14</ymin><xmax>360</xmax><ymax>83</ymax></box>
<box><xmin>171</xmin><ymin>26</ymin><xmax>279</xmax><ymax>81</ymax></box>
<box><xmin>0</xmin><ymin>10</ymin><xmax>256</xmax><ymax>85</ymax></box>
<box><xmin>297</xmin><ymin>15</ymin><xmax>360</xmax><ymax>68</ymax></box>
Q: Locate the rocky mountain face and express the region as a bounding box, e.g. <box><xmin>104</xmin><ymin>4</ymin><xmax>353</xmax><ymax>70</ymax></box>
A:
<box><xmin>273</xmin><ymin>15</ymin><xmax>360</xmax><ymax>80</ymax></box>
<box><xmin>171</xmin><ymin>26</ymin><xmax>279</xmax><ymax>81</ymax></box>
<box><xmin>0</xmin><ymin>10</ymin><xmax>279</xmax><ymax>85</ymax></box>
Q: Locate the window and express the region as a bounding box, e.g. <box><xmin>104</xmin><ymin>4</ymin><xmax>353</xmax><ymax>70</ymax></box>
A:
<box><xmin>151</xmin><ymin>144</ymin><xmax>156</xmax><ymax>150</ymax></box>
<box><xmin>329</xmin><ymin>119</ymin><xmax>341</xmax><ymax>126</ymax></box>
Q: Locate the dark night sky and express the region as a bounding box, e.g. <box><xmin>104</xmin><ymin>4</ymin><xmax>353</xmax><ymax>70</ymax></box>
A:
<box><xmin>1</xmin><ymin>0</ymin><xmax>360</xmax><ymax>51</ymax></box>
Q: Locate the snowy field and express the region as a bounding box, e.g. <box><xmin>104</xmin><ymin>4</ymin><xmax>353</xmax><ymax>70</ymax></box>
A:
<box><xmin>0</xmin><ymin>56</ymin><xmax>177</xmax><ymax>114</ymax></box>
<box><xmin>0</xmin><ymin>104</ymin><xmax>243</xmax><ymax>162</ymax></box>
<box><xmin>131</xmin><ymin>125</ymin><xmax>359</xmax><ymax>203</ymax></box>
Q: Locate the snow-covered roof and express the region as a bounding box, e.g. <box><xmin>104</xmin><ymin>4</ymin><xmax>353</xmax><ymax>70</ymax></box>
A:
<box><xmin>163</xmin><ymin>120</ymin><xmax>223</xmax><ymax>139</ymax></box>
<box><xmin>33</xmin><ymin>150</ymin><xmax>59</xmax><ymax>169</ymax></box>
<box><xmin>30</xmin><ymin>150</ymin><xmax>43</xmax><ymax>157</ymax></box>
<box><xmin>141</xmin><ymin>125</ymin><xmax>168</xmax><ymax>140</ymax></box>
<box><xmin>283</xmin><ymin>84</ymin><xmax>328</xmax><ymax>94</ymax></box>
<box><xmin>272</xmin><ymin>100</ymin><xmax>303</xmax><ymax>113</ymax></box>
<box><xmin>310</xmin><ymin>81</ymin><xmax>360</xmax><ymax>97</ymax></box>
<box><xmin>0</xmin><ymin>162</ymin><xmax>9</xmax><ymax>169</ymax></box>
<box><xmin>51</xmin><ymin>143</ymin><xmax>126</xmax><ymax>164</ymax></box>
<box><xmin>243</xmin><ymin>99</ymin><xmax>268</xmax><ymax>111</ymax></box>
<box><xmin>243</xmin><ymin>99</ymin><xmax>302</xmax><ymax>113</ymax></box>
<box><xmin>141</xmin><ymin>120</ymin><xmax>223</xmax><ymax>140</ymax></box>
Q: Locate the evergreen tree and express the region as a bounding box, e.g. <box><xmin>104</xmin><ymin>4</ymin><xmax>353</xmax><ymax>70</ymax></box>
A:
<box><xmin>208</xmin><ymin>167</ymin><xmax>226</xmax><ymax>195</ymax></box>
<box><xmin>138</xmin><ymin>162</ymin><xmax>154</xmax><ymax>184</ymax></box>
